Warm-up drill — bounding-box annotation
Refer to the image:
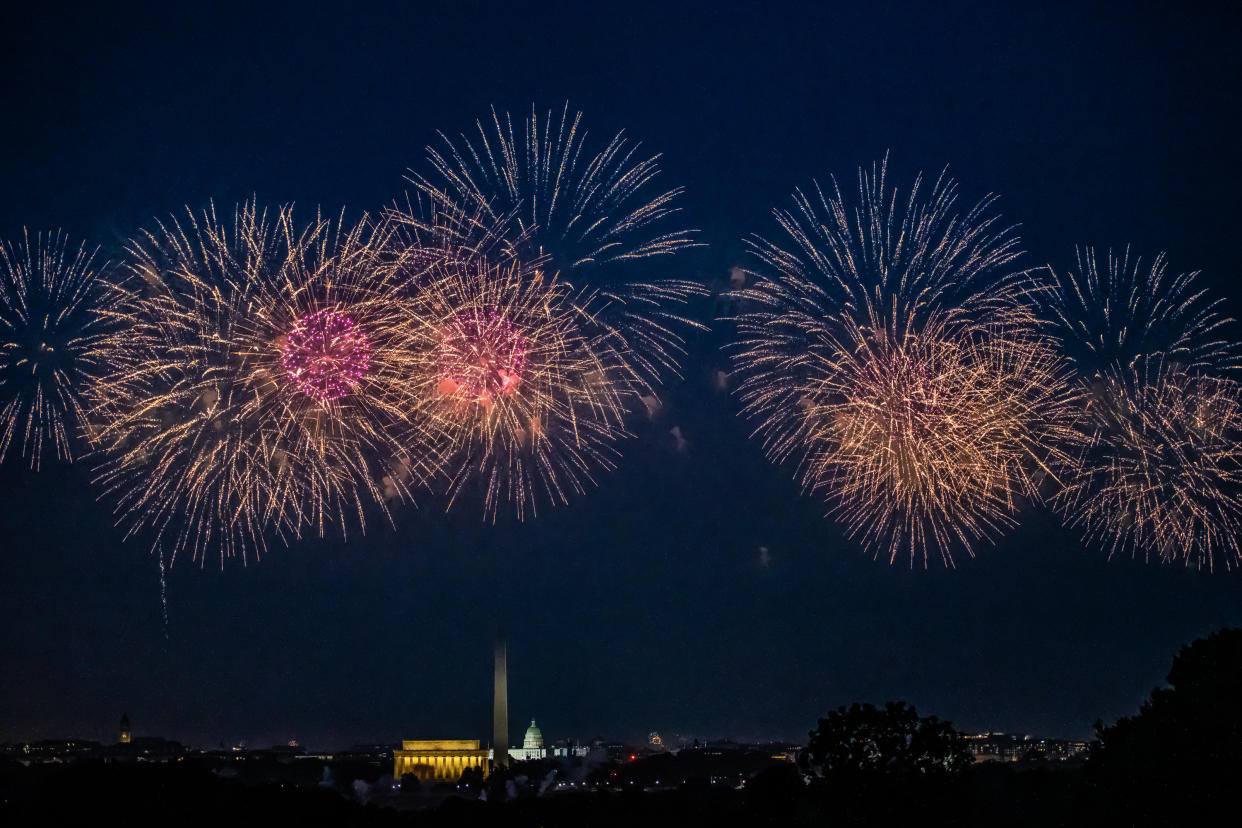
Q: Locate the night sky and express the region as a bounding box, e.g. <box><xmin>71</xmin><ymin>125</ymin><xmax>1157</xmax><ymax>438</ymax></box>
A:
<box><xmin>3</xmin><ymin>1</ymin><xmax>1241</xmax><ymax>750</ymax></box>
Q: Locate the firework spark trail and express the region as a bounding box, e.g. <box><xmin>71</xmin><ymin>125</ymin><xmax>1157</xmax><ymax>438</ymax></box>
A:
<box><xmin>1041</xmin><ymin>246</ymin><xmax>1241</xmax><ymax>376</ymax></box>
<box><xmin>729</xmin><ymin>157</ymin><xmax>1078</xmax><ymax>566</ymax></box>
<box><xmin>1042</xmin><ymin>246</ymin><xmax>1242</xmax><ymax>567</ymax></box>
<box><xmin>1</xmin><ymin>229</ymin><xmax>107</xmax><ymax>469</ymax></box>
<box><xmin>388</xmin><ymin>110</ymin><xmax>706</xmax><ymax>520</ymax></box>
<box><xmin>811</xmin><ymin>316</ymin><xmax>1080</xmax><ymax>565</ymax></box>
<box><xmin>88</xmin><ymin>203</ymin><xmax>441</xmax><ymax>566</ymax></box>
<box><xmin>1042</xmin><ymin>247</ymin><xmax>1242</xmax><ymax>568</ymax></box>
<box><xmin>387</xmin><ymin>249</ymin><xmax>705</xmax><ymax>521</ymax></box>
<box><xmin>280</xmin><ymin>308</ymin><xmax>373</xmax><ymax>401</ymax></box>
<box><xmin>158</xmin><ymin>545</ymin><xmax>169</xmax><ymax>640</ymax></box>
<box><xmin>1053</xmin><ymin>358</ymin><xmax>1242</xmax><ymax>570</ymax></box>
<box><xmin>411</xmin><ymin>103</ymin><xmax>700</xmax><ymax>274</ymax></box>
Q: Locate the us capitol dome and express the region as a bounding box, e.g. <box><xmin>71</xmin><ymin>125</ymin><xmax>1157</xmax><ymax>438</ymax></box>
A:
<box><xmin>509</xmin><ymin>719</ymin><xmax>545</xmax><ymax>760</ymax></box>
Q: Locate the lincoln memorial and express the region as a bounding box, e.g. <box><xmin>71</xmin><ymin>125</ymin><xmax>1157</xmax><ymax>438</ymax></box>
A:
<box><xmin>392</xmin><ymin>739</ymin><xmax>490</xmax><ymax>781</ymax></box>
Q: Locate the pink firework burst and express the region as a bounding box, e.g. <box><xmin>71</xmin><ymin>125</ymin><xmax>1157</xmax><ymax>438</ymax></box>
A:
<box><xmin>437</xmin><ymin>309</ymin><xmax>528</xmax><ymax>403</ymax></box>
<box><xmin>280</xmin><ymin>308</ymin><xmax>372</xmax><ymax>401</ymax></box>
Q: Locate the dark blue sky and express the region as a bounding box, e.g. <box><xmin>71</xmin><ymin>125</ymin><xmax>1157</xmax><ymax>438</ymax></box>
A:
<box><xmin>2</xmin><ymin>1</ymin><xmax>1241</xmax><ymax>749</ymax></box>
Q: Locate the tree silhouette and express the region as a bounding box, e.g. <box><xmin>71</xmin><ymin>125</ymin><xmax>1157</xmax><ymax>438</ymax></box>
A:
<box><xmin>801</xmin><ymin>701</ymin><xmax>972</xmax><ymax>780</ymax></box>
<box><xmin>456</xmin><ymin>765</ymin><xmax>484</xmax><ymax>793</ymax></box>
<box><xmin>1091</xmin><ymin>627</ymin><xmax>1242</xmax><ymax>822</ymax></box>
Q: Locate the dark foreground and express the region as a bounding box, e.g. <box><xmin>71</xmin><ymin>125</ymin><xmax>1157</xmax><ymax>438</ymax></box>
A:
<box><xmin>0</xmin><ymin>758</ymin><xmax>1193</xmax><ymax>827</ymax></box>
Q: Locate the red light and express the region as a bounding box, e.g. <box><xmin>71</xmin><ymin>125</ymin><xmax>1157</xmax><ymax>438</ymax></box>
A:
<box><xmin>630</xmin><ymin>754</ymin><xmax>636</xmax><ymax>761</ymax></box>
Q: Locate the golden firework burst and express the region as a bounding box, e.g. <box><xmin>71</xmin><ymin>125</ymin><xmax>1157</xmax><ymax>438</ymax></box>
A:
<box><xmin>387</xmin><ymin>243</ymin><xmax>703</xmax><ymax>520</ymax></box>
<box><xmin>1054</xmin><ymin>359</ymin><xmax>1242</xmax><ymax>570</ymax></box>
<box><xmin>730</xmin><ymin>158</ymin><xmax>1076</xmax><ymax>566</ymax></box>
<box><xmin>389</xmin><ymin>109</ymin><xmax>705</xmax><ymax>520</ymax></box>
<box><xmin>1041</xmin><ymin>246</ymin><xmax>1240</xmax><ymax>375</ymax></box>
<box><xmin>411</xmin><ymin>103</ymin><xmax>699</xmax><ymax>274</ymax></box>
<box><xmin>1042</xmin><ymin>245</ymin><xmax>1242</xmax><ymax>568</ymax></box>
<box><xmin>88</xmin><ymin>203</ymin><xmax>440</xmax><ymax>565</ymax></box>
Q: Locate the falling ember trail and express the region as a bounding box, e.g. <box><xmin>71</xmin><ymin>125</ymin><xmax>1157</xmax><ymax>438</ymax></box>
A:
<box><xmin>158</xmin><ymin>546</ymin><xmax>169</xmax><ymax>641</ymax></box>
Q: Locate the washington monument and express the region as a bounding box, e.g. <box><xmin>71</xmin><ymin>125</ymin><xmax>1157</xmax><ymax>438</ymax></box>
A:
<box><xmin>493</xmin><ymin>631</ymin><xmax>509</xmax><ymax>769</ymax></box>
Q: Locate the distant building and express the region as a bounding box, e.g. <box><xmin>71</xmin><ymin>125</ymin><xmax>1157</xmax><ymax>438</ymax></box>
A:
<box><xmin>507</xmin><ymin>720</ymin><xmax>546</xmax><ymax>761</ymax></box>
<box><xmin>14</xmin><ymin>740</ymin><xmax>103</xmax><ymax>765</ymax></box>
<box><xmin>493</xmin><ymin>633</ymin><xmax>508</xmax><ymax>771</ymax></box>
<box><xmin>395</xmin><ymin>637</ymin><xmax>584</xmax><ymax>781</ymax></box>
<box><xmin>119</xmin><ymin>713</ymin><xmax>132</xmax><ymax>744</ymax></box>
<box><xmin>487</xmin><ymin>719</ymin><xmax>589</xmax><ymax>762</ymax></box>
<box><xmin>964</xmin><ymin>732</ymin><xmax>1089</xmax><ymax>763</ymax></box>
<box><xmin>114</xmin><ymin>736</ymin><xmax>189</xmax><ymax>762</ymax></box>
<box><xmin>393</xmin><ymin>740</ymin><xmax>490</xmax><ymax>782</ymax></box>
<box><xmin>396</xmin><ymin>636</ymin><xmax>504</xmax><ymax>782</ymax></box>
<box><xmin>524</xmin><ymin>720</ymin><xmax>543</xmax><ymax>751</ymax></box>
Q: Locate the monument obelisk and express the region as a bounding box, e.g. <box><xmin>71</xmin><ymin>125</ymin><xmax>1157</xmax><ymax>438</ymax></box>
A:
<box><xmin>493</xmin><ymin>631</ymin><xmax>509</xmax><ymax>769</ymax></box>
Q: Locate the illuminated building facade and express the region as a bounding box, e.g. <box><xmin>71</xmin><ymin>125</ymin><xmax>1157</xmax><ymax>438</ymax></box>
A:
<box><xmin>396</xmin><ymin>635</ymin><xmax>585</xmax><ymax>780</ymax></box>
<box><xmin>507</xmin><ymin>719</ymin><xmax>546</xmax><ymax>761</ymax></box>
<box><xmin>491</xmin><ymin>720</ymin><xmax>590</xmax><ymax>762</ymax></box>
<box><xmin>119</xmin><ymin>713</ymin><xmax>132</xmax><ymax>744</ymax></box>
<box><xmin>964</xmin><ymin>732</ymin><xmax>1090</xmax><ymax>763</ymax></box>
<box><xmin>392</xmin><ymin>740</ymin><xmax>489</xmax><ymax>782</ymax></box>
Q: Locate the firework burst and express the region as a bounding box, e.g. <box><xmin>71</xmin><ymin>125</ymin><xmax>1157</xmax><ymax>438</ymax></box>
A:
<box><xmin>389</xmin><ymin>111</ymin><xmax>705</xmax><ymax>520</ymax></box>
<box><xmin>1044</xmin><ymin>246</ymin><xmax>1242</xmax><ymax>568</ymax></box>
<box><xmin>819</xmin><ymin>317</ymin><xmax>1080</xmax><ymax>565</ymax></box>
<box><xmin>1</xmin><ymin>229</ymin><xmax>106</xmax><ymax>469</ymax></box>
<box><xmin>280</xmin><ymin>307</ymin><xmax>374</xmax><ymax>401</ymax></box>
<box><xmin>1054</xmin><ymin>359</ymin><xmax>1242</xmax><ymax>570</ymax></box>
<box><xmin>1041</xmin><ymin>246</ymin><xmax>1240</xmax><ymax>375</ymax></box>
<box><xmin>88</xmin><ymin>203</ymin><xmax>438</xmax><ymax>565</ymax></box>
<box><xmin>411</xmin><ymin>104</ymin><xmax>699</xmax><ymax>274</ymax></box>
<box><xmin>730</xmin><ymin>158</ymin><xmax>1077</xmax><ymax>566</ymax></box>
<box><xmin>391</xmin><ymin>246</ymin><xmax>703</xmax><ymax>520</ymax></box>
